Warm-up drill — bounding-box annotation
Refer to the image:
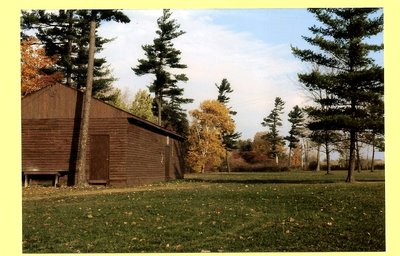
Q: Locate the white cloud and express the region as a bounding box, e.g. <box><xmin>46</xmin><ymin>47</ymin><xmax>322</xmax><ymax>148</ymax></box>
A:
<box><xmin>98</xmin><ymin>9</ymin><xmax>308</xmax><ymax>140</ymax></box>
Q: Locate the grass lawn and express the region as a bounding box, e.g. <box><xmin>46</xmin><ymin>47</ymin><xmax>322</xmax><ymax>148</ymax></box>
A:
<box><xmin>22</xmin><ymin>170</ymin><xmax>385</xmax><ymax>253</ymax></box>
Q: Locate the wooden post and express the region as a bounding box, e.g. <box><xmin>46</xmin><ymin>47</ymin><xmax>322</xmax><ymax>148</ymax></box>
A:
<box><xmin>24</xmin><ymin>174</ymin><xmax>28</xmax><ymax>188</ymax></box>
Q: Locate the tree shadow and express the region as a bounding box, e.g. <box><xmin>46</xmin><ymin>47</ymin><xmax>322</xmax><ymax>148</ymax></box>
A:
<box><xmin>184</xmin><ymin>178</ymin><xmax>338</xmax><ymax>185</ymax></box>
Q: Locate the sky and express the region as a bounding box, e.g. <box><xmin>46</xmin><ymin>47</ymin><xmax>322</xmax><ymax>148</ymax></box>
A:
<box><xmin>97</xmin><ymin>9</ymin><xmax>315</xmax><ymax>138</ymax></box>
<box><xmin>97</xmin><ymin>8</ymin><xmax>384</xmax><ymax>158</ymax></box>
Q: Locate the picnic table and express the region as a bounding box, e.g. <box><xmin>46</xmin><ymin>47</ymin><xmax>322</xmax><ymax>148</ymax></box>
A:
<box><xmin>23</xmin><ymin>170</ymin><xmax>68</xmax><ymax>187</ymax></box>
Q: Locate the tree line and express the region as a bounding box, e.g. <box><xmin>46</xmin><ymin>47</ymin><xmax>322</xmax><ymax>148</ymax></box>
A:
<box><xmin>21</xmin><ymin>8</ymin><xmax>384</xmax><ymax>184</ymax></box>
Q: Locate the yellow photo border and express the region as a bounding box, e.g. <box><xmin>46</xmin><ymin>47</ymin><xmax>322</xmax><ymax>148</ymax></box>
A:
<box><xmin>1</xmin><ymin>1</ymin><xmax>398</xmax><ymax>256</ymax></box>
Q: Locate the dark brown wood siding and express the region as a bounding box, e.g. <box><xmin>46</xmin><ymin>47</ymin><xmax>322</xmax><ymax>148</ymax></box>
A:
<box><xmin>22</xmin><ymin>84</ymin><xmax>184</xmax><ymax>186</ymax></box>
<box><xmin>22</xmin><ymin>118</ymin><xmax>129</xmax><ymax>185</ymax></box>
<box><xmin>22</xmin><ymin>84</ymin><xmax>131</xmax><ymax>120</ymax></box>
<box><xmin>171</xmin><ymin>139</ymin><xmax>185</xmax><ymax>179</ymax></box>
<box><xmin>126</xmin><ymin>124</ymin><xmax>166</xmax><ymax>185</ymax></box>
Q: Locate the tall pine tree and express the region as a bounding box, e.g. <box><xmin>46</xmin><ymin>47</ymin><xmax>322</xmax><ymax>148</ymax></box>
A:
<box><xmin>284</xmin><ymin>105</ymin><xmax>304</xmax><ymax>168</ymax></box>
<box><xmin>262</xmin><ymin>97</ymin><xmax>285</xmax><ymax>165</ymax></box>
<box><xmin>215</xmin><ymin>78</ymin><xmax>241</xmax><ymax>172</ymax></box>
<box><xmin>292</xmin><ymin>8</ymin><xmax>383</xmax><ymax>182</ymax></box>
<box><xmin>133</xmin><ymin>9</ymin><xmax>192</xmax><ymax>133</ymax></box>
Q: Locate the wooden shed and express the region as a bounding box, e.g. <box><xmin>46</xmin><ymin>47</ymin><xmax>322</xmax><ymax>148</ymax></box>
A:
<box><xmin>22</xmin><ymin>84</ymin><xmax>185</xmax><ymax>186</ymax></box>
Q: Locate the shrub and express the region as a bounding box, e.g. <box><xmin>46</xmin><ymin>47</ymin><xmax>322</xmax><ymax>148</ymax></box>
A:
<box><xmin>230</xmin><ymin>157</ymin><xmax>290</xmax><ymax>172</ymax></box>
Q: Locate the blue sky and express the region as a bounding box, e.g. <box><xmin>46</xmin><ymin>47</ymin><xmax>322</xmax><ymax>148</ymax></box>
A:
<box><xmin>97</xmin><ymin>9</ymin><xmax>384</xmax><ymax>159</ymax></box>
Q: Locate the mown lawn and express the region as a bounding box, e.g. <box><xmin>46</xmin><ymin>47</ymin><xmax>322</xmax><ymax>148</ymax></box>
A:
<box><xmin>22</xmin><ymin>170</ymin><xmax>385</xmax><ymax>253</ymax></box>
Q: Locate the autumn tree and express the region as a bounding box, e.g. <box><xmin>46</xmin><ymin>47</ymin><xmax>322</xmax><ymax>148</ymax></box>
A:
<box><xmin>21</xmin><ymin>37</ymin><xmax>63</xmax><ymax>96</ymax></box>
<box><xmin>130</xmin><ymin>89</ymin><xmax>157</xmax><ymax>123</ymax></box>
<box><xmin>133</xmin><ymin>9</ymin><xmax>192</xmax><ymax>130</ymax></box>
<box><xmin>21</xmin><ymin>10</ymin><xmax>130</xmax><ymax>100</ymax></box>
<box><xmin>262</xmin><ymin>97</ymin><xmax>285</xmax><ymax>165</ymax></box>
<box><xmin>252</xmin><ymin>132</ymin><xmax>270</xmax><ymax>155</ymax></box>
<box><xmin>292</xmin><ymin>8</ymin><xmax>384</xmax><ymax>182</ymax></box>
<box><xmin>284</xmin><ymin>105</ymin><xmax>304</xmax><ymax>168</ymax></box>
<box><xmin>187</xmin><ymin>100</ymin><xmax>235</xmax><ymax>173</ymax></box>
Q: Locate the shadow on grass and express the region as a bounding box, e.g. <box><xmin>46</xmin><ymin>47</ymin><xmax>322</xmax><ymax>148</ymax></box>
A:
<box><xmin>184</xmin><ymin>178</ymin><xmax>338</xmax><ymax>185</ymax></box>
<box><xmin>355</xmin><ymin>179</ymin><xmax>385</xmax><ymax>183</ymax></box>
<box><xmin>184</xmin><ymin>178</ymin><xmax>384</xmax><ymax>185</ymax></box>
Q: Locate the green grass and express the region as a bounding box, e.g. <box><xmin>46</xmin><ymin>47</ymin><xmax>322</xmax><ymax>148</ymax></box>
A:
<box><xmin>22</xmin><ymin>170</ymin><xmax>385</xmax><ymax>253</ymax></box>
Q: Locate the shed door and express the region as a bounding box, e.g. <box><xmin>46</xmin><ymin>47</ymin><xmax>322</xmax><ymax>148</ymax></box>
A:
<box><xmin>89</xmin><ymin>135</ymin><xmax>109</xmax><ymax>184</ymax></box>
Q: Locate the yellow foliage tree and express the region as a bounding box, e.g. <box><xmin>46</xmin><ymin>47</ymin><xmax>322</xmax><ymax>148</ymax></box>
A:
<box><xmin>291</xmin><ymin>146</ymin><xmax>303</xmax><ymax>168</ymax></box>
<box><xmin>187</xmin><ymin>100</ymin><xmax>235</xmax><ymax>173</ymax></box>
<box><xmin>252</xmin><ymin>132</ymin><xmax>270</xmax><ymax>154</ymax></box>
<box><xmin>21</xmin><ymin>37</ymin><xmax>63</xmax><ymax>96</ymax></box>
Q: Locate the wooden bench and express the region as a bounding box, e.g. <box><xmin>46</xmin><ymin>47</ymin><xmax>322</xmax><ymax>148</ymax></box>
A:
<box><xmin>23</xmin><ymin>170</ymin><xmax>68</xmax><ymax>187</ymax></box>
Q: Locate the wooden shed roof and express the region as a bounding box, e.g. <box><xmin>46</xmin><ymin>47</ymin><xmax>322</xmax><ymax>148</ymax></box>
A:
<box><xmin>22</xmin><ymin>84</ymin><xmax>184</xmax><ymax>140</ymax></box>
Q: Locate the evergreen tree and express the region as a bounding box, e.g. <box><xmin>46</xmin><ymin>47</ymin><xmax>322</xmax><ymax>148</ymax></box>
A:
<box><xmin>309</xmin><ymin>129</ymin><xmax>341</xmax><ymax>174</ymax></box>
<box><xmin>360</xmin><ymin>96</ymin><xmax>384</xmax><ymax>172</ymax></box>
<box><xmin>132</xmin><ymin>9</ymin><xmax>192</xmax><ymax>131</ymax></box>
<box><xmin>216</xmin><ymin>78</ymin><xmax>237</xmax><ymax>115</ymax></box>
<box><xmin>262</xmin><ymin>97</ymin><xmax>285</xmax><ymax>165</ymax></box>
<box><xmin>20</xmin><ymin>10</ymin><xmax>130</xmax><ymax>100</ymax></box>
<box><xmin>215</xmin><ymin>78</ymin><xmax>241</xmax><ymax>172</ymax></box>
<box><xmin>292</xmin><ymin>8</ymin><xmax>383</xmax><ymax>182</ymax></box>
<box><xmin>284</xmin><ymin>105</ymin><xmax>304</xmax><ymax>168</ymax></box>
<box><xmin>161</xmin><ymin>85</ymin><xmax>192</xmax><ymax>135</ymax></box>
<box><xmin>302</xmin><ymin>77</ymin><xmax>341</xmax><ymax>174</ymax></box>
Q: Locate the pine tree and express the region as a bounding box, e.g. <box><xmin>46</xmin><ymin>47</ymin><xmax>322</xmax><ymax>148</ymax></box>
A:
<box><xmin>360</xmin><ymin>97</ymin><xmax>384</xmax><ymax>172</ymax></box>
<box><xmin>284</xmin><ymin>105</ymin><xmax>304</xmax><ymax>168</ymax></box>
<box><xmin>215</xmin><ymin>78</ymin><xmax>241</xmax><ymax>172</ymax></box>
<box><xmin>71</xmin><ymin>10</ymin><xmax>130</xmax><ymax>187</ymax></box>
<box><xmin>292</xmin><ymin>8</ymin><xmax>383</xmax><ymax>182</ymax></box>
<box><xmin>216</xmin><ymin>78</ymin><xmax>237</xmax><ymax>115</ymax></box>
<box><xmin>133</xmin><ymin>9</ymin><xmax>192</xmax><ymax>131</ymax></box>
<box><xmin>262</xmin><ymin>97</ymin><xmax>285</xmax><ymax>165</ymax></box>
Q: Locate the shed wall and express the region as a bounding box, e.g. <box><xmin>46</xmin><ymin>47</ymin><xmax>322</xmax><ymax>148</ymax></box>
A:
<box><xmin>22</xmin><ymin>84</ymin><xmax>131</xmax><ymax>119</ymax></box>
<box><xmin>22</xmin><ymin>118</ymin><xmax>129</xmax><ymax>185</ymax></box>
<box><xmin>126</xmin><ymin>124</ymin><xmax>165</xmax><ymax>185</ymax></box>
<box><xmin>22</xmin><ymin>84</ymin><xmax>185</xmax><ymax>186</ymax></box>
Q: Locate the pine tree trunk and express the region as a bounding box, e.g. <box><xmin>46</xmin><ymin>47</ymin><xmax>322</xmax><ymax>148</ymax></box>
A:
<box><xmin>316</xmin><ymin>143</ymin><xmax>321</xmax><ymax>172</ymax></box>
<box><xmin>301</xmin><ymin>143</ymin><xmax>304</xmax><ymax>169</ymax></box>
<box><xmin>66</xmin><ymin>10</ymin><xmax>73</xmax><ymax>87</ymax></box>
<box><xmin>371</xmin><ymin>134</ymin><xmax>376</xmax><ymax>172</ymax></box>
<box><xmin>325</xmin><ymin>142</ymin><xmax>331</xmax><ymax>175</ymax></box>
<box><xmin>356</xmin><ymin>139</ymin><xmax>361</xmax><ymax>173</ymax></box>
<box><xmin>346</xmin><ymin>130</ymin><xmax>356</xmax><ymax>183</ymax></box>
<box><xmin>288</xmin><ymin>147</ymin><xmax>292</xmax><ymax>168</ymax></box>
<box><xmin>76</xmin><ymin>18</ymin><xmax>96</xmax><ymax>187</ymax></box>
<box><xmin>156</xmin><ymin>95</ymin><xmax>162</xmax><ymax>126</ymax></box>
